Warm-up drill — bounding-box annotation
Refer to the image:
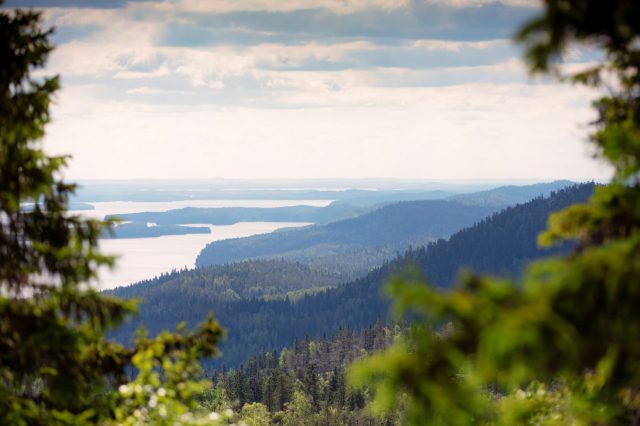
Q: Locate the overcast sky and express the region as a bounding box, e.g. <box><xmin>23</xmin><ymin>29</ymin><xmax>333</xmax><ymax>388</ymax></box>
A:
<box><xmin>7</xmin><ymin>0</ymin><xmax>611</xmax><ymax>181</ymax></box>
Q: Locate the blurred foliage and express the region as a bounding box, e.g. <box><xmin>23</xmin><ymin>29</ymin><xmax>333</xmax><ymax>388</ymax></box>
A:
<box><xmin>0</xmin><ymin>6</ymin><xmax>223</xmax><ymax>425</ymax></box>
<box><xmin>350</xmin><ymin>0</ymin><xmax>640</xmax><ymax>425</ymax></box>
<box><xmin>110</xmin><ymin>323</ymin><xmax>225</xmax><ymax>426</ymax></box>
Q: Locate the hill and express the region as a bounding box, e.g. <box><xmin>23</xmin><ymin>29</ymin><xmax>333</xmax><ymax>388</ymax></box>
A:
<box><xmin>194</xmin><ymin>181</ymin><xmax>576</xmax><ymax>278</ymax></box>
<box><xmin>106</xmin><ymin>203</ymin><xmax>366</xmax><ymax>226</ymax></box>
<box><xmin>194</xmin><ymin>201</ymin><xmax>497</xmax><ymax>278</ymax></box>
<box><xmin>107</xmin><ymin>259</ymin><xmax>345</xmax><ymax>303</ymax></box>
<box><xmin>449</xmin><ymin>180</ymin><xmax>575</xmax><ymax>206</ymax></box>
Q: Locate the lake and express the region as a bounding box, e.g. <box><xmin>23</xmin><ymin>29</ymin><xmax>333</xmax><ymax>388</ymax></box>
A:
<box><xmin>71</xmin><ymin>200</ymin><xmax>330</xmax><ymax>289</ymax></box>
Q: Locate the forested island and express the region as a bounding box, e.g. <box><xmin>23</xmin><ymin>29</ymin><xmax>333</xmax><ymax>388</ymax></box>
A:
<box><xmin>102</xmin><ymin>222</ymin><xmax>211</xmax><ymax>239</ymax></box>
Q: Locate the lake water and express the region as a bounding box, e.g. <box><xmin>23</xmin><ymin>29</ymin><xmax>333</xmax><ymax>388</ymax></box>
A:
<box><xmin>97</xmin><ymin>221</ymin><xmax>311</xmax><ymax>289</ymax></box>
<box><xmin>71</xmin><ymin>200</ymin><xmax>328</xmax><ymax>290</ymax></box>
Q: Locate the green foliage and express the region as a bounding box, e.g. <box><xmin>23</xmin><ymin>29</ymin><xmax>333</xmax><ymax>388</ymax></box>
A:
<box><xmin>494</xmin><ymin>382</ymin><xmax>569</xmax><ymax>426</ymax></box>
<box><xmin>240</xmin><ymin>402</ymin><xmax>271</xmax><ymax>426</ymax></box>
<box><xmin>0</xmin><ymin>6</ymin><xmax>223</xmax><ymax>425</ymax></box>
<box><xmin>281</xmin><ymin>389</ymin><xmax>315</xmax><ymax>426</ymax></box>
<box><xmin>517</xmin><ymin>0</ymin><xmax>640</xmax><ymax>184</ymax></box>
<box><xmin>111</xmin><ymin>323</ymin><xmax>225</xmax><ymax>426</ymax></box>
<box><xmin>349</xmin><ymin>1</ymin><xmax>640</xmax><ymax>425</ymax></box>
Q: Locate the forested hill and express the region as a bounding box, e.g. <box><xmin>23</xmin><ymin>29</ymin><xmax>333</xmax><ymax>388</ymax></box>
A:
<box><xmin>195</xmin><ymin>200</ymin><xmax>497</xmax><ymax>273</ymax></box>
<box><xmin>412</xmin><ymin>182</ymin><xmax>595</xmax><ymax>286</ymax></box>
<box><xmin>110</xmin><ymin>183</ymin><xmax>594</xmax><ymax>368</ymax></box>
<box><xmin>107</xmin><ymin>259</ymin><xmax>345</xmax><ymax>303</ymax></box>
<box><xmin>194</xmin><ymin>181</ymin><xmax>576</xmax><ymax>278</ymax></box>
<box><xmin>106</xmin><ymin>203</ymin><xmax>366</xmax><ymax>226</ymax></box>
<box><xmin>449</xmin><ymin>179</ymin><xmax>575</xmax><ymax>206</ymax></box>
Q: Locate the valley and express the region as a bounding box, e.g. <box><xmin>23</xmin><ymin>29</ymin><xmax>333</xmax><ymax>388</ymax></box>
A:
<box><xmin>106</xmin><ymin>182</ymin><xmax>593</xmax><ymax>371</ymax></box>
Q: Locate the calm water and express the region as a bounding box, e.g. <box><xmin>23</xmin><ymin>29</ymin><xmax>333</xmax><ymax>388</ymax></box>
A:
<box><xmin>97</xmin><ymin>222</ymin><xmax>311</xmax><ymax>289</ymax></box>
<box><xmin>70</xmin><ymin>200</ymin><xmax>326</xmax><ymax>290</ymax></box>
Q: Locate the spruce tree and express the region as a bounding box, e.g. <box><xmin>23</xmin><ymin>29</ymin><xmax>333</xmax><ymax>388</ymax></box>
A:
<box><xmin>0</xmin><ymin>6</ymin><xmax>223</xmax><ymax>425</ymax></box>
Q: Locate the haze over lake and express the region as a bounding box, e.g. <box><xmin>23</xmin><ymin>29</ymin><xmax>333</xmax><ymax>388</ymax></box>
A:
<box><xmin>71</xmin><ymin>200</ymin><xmax>328</xmax><ymax>289</ymax></box>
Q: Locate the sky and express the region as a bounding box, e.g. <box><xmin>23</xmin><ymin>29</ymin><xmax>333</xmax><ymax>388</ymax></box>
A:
<box><xmin>7</xmin><ymin>0</ymin><xmax>611</xmax><ymax>181</ymax></box>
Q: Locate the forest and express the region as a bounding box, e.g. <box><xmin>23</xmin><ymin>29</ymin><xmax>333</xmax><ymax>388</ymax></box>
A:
<box><xmin>204</xmin><ymin>322</ymin><xmax>404</xmax><ymax>425</ymax></box>
<box><xmin>110</xmin><ymin>183</ymin><xmax>593</xmax><ymax>368</ymax></box>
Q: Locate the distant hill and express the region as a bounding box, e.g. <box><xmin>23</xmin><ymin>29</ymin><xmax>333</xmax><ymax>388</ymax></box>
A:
<box><xmin>194</xmin><ymin>200</ymin><xmax>497</xmax><ymax>278</ymax></box>
<box><xmin>449</xmin><ymin>180</ymin><xmax>575</xmax><ymax>206</ymax></box>
<box><xmin>329</xmin><ymin>190</ymin><xmax>453</xmax><ymax>207</ymax></box>
<box><xmin>104</xmin><ymin>181</ymin><xmax>576</xmax><ymax>277</ymax></box>
<box><xmin>194</xmin><ymin>181</ymin><xmax>575</xmax><ymax>278</ymax></box>
<box><xmin>72</xmin><ymin>178</ymin><xmax>502</xmax><ymax>203</ymax></box>
<box><xmin>109</xmin><ymin>183</ymin><xmax>594</xmax><ymax>368</ymax></box>
<box><xmin>106</xmin><ymin>203</ymin><xmax>366</xmax><ymax>226</ymax></box>
<box><xmin>328</xmin><ymin>181</ymin><xmax>575</xmax><ymax>208</ymax></box>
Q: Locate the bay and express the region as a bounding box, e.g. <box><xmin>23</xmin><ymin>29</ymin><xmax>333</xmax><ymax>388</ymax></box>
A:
<box><xmin>69</xmin><ymin>200</ymin><xmax>328</xmax><ymax>289</ymax></box>
<box><xmin>97</xmin><ymin>221</ymin><xmax>311</xmax><ymax>290</ymax></box>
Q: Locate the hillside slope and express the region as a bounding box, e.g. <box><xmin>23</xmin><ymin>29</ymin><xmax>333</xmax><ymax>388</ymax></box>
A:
<box><xmin>194</xmin><ymin>181</ymin><xmax>576</xmax><ymax>278</ymax></box>
<box><xmin>195</xmin><ymin>201</ymin><xmax>497</xmax><ymax>274</ymax></box>
<box><xmin>108</xmin><ymin>259</ymin><xmax>345</xmax><ymax>303</ymax></box>
<box><xmin>449</xmin><ymin>180</ymin><xmax>575</xmax><ymax>206</ymax></box>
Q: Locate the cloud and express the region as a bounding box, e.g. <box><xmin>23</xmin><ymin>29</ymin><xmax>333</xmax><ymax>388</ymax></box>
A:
<box><xmin>6</xmin><ymin>0</ymin><xmax>539</xmax><ymax>12</ymax></box>
<box><xmin>158</xmin><ymin>4</ymin><xmax>536</xmax><ymax>47</ymax></box>
<box><xmin>154</xmin><ymin>0</ymin><xmax>410</xmax><ymax>15</ymax></box>
<box><xmin>4</xmin><ymin>0</ymin><xmax>134</xmax><ymax>8</ymax></box>
<box><xmin>8</xmin><ymin>0</ymin><xmax>606</xmax><ymax>181</ymax></box>
<box><xmin>44</xmin><ymin>80</ymin><xmax>607</xmax><ymax>181</ymax></box>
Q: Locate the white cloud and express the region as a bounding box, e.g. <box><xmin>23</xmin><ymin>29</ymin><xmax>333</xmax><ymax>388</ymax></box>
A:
<box><xmin>44</xmin><ymin>79</ymin><xmax>608</xmax><ymax>181</ymax></box>
<box><xmin>152</xmin><ymin>0</ymin><xmax>410</xmax><ymax>15</ymax></box>
<box><xmin>145</xmin><ymin>0</ymin><xmax>540</xmax><ymax>15</ymax></box>
<box><xmin>32</xmin><ymin>0</ymin><xmax>605</xmax><ymax>182</ymax></box>
<box><xmin>43</xmin><ymin>7</ymin><xmax>118</xmax><ymax>27</ymax></box>
<box><xmin>411</xmin><ymin>39</ymin><xmax>511</xmax><ymax>51</ymax></box>
<box><xmin>425</xmin><ymin>0</ymin><xmax>540</xmax><ymax>8</ymax></box>
<box><xmin>114</xmin><ymin>65</ymin><xmax>172</xmax><ymax>80</ymax></box>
